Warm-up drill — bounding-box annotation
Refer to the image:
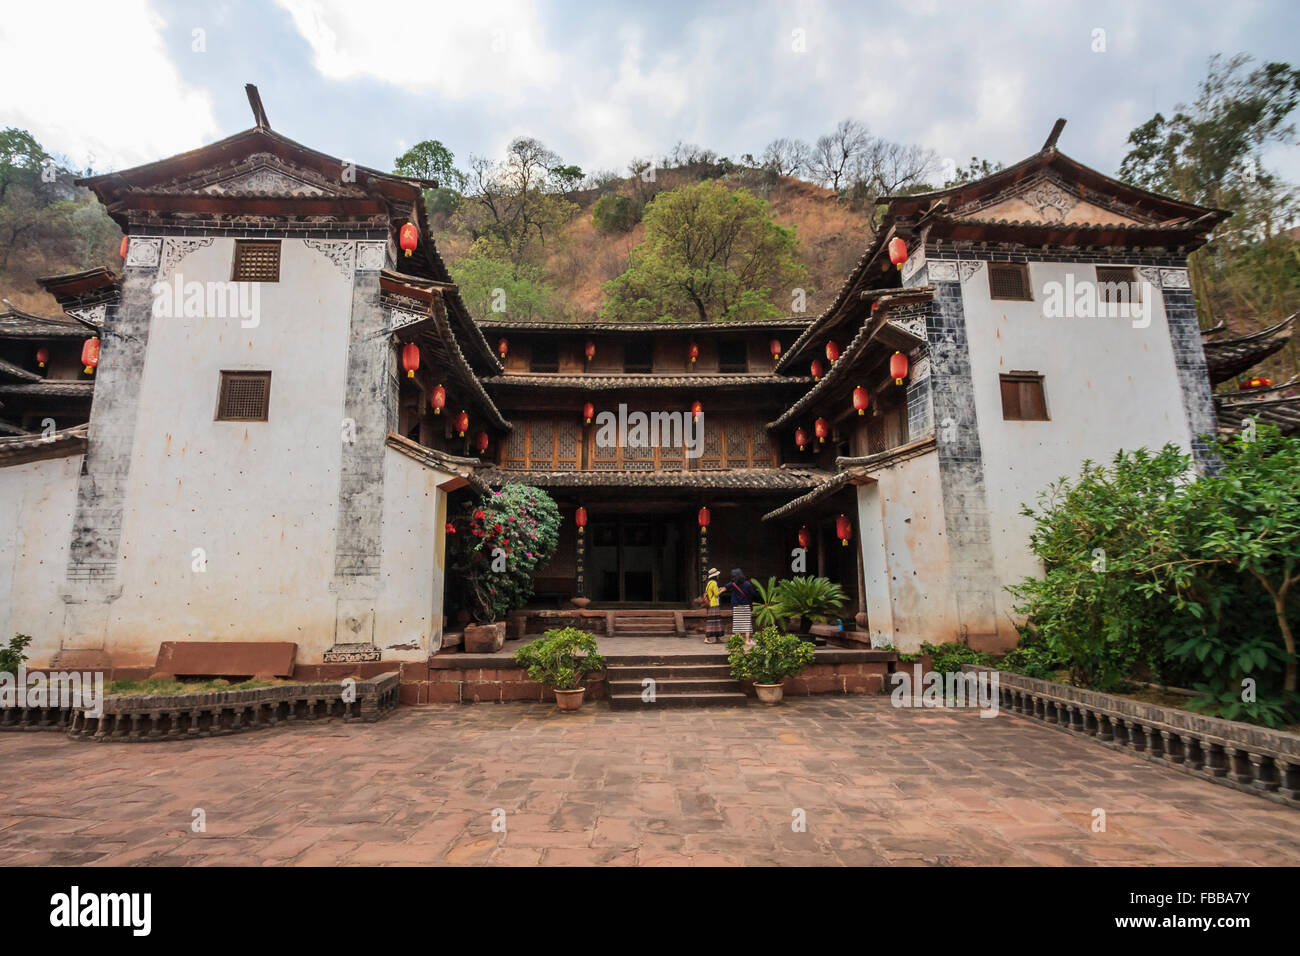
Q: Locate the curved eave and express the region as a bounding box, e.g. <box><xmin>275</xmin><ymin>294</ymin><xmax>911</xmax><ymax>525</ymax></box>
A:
<box><xmin>480</xmin><ymin>374</ymin><xmax>814</xmax><ymax>391</ymax></box>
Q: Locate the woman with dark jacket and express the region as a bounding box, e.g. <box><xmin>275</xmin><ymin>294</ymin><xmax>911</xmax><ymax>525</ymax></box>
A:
<box><xmin>724</xmin><ymin>568</ymin><xmax>759</xmax><ymax>645</ymax></box>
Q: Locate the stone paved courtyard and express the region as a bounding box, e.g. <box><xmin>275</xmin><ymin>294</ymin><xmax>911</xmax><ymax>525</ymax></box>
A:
<box><xmin>1</xmin><ymin>697</ymin><xmax>1298</xmax><ymax>866</ymax></box>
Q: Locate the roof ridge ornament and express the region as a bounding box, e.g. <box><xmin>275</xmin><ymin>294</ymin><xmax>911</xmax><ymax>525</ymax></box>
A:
<box><xmin>1041</xmin><ymin>117</ymin><xmax>1066</xmax><ymax>152</ymax></box>
<box><xmin>245</xmin><ymin>83</ymin><xmax>271</xmax><ymax>130</ymax></box>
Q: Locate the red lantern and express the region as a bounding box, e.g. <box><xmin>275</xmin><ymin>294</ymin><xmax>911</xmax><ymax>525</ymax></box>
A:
<box><xmin>454</xmin><ymin>410</ymin><xmax>469</xmax><ymax>437</ymax></box>
<box><xmin>688</xmin><ymin>342</ymin><xmax>699</xmax><ymax>364</ymax></box>
<box><xmin>119</xmin><ymin>236</ymin><xmax>128</xmax><ymax>259</ymax></box>
<box><xmin>583</xmin><ymin>401</ymin><xmax>594</xmax><ymax>424</ymax></box>
<box><xmin>797</xmin><ymin>526</ymin><xmax>811</xmax><ymax>549</ymax></box>
<box><xmin>399</xmin><ymin>222</ymin><xmax>418</xmax><ymax>257</ymax></box>
<box><xmin>853</xmin><ymin>386</ymin><xmax>869</xmax><ymax>415</ymax></box>
<box><xmin>769</xmin><ymin>339</ymin><xmax>782</xmax><ymax>360</ymax></box>
<box><xmin>890</xmin><ymin>351</ymin><xmax>909</xmax><ymax>386</ymax></box>
<box><xmin>81</xmin><ymin>337</ymin><xmax>100</xmax><ymax>374</ymax></box>
<box><xmin>497</xmin><ymin>338</ymin><xmax>508</xmax><ymax>359</ymax></box>
<box><xmin>35</xmin><ymin>347</ymin><xmax>49</xmax><ymax>369</ymax></box>
<box><xmin>401</xmin><ymin>342</ymin><xmax>420</xmax><ymax>379</ymax></box>
<box><xmin>794</xmin><ymin>426</ymin><xmax>809</xmax><ymax>451</ymax></box>
<box><xmin>584</xmin><ymin>340</ymin><xmax>596</xmax><ymax>362</ymax></box>
<box><xmin>475</xmin><ymin>431</ymin><xmax>489</xmax><ymax>454</ymax></box>
<box><xmin>811</xmin><ymin>359</ymin><xmax>824</xmax><ymax>380</ymax></box>
<box><xmin>814</xmin><ymin>417</ymin><xmax>829</xmax><ymax>443</ymax></box>
<box><xmin>825</xmin><ymin>341</ymin><xmax>840</xmax><ymax>363</ymax></box>
<box><xmin>697</xmin><ymin>506</ymin><xmax>711</xmax><ymax>529</ymax></box>
<box><xmin>1241</xmin><ymin>376</ymin><xmax>1274</xmax><ymax>390</ymax></box>
<box><xmin>575</xmin><ymin>506</ymin><xmax>588</xmax><ymax>531</ymax></box>
<box><xmin>691</xmin><ymin>401</ymin><xmax>702</xmax><ymax>422</ymax></box>
<box><xmin>888</xmin><ymin>237</ymin><xmax>907</xmax><ymax>270</ymax></box>
<box><xmin>430</xmin><ymin>384</ymin><xmax>446</xmax><ymax>415</ymax></box>
<box><xmin>836</xmin><ymin>514</ymin><xmax>853</xmax><ymax>546</ymax></box>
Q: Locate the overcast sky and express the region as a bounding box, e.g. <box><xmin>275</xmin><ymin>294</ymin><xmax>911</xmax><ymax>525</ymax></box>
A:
<box><xmin>2</xmin><ymin>0</ymin><xmax>1298</xmax><ymax>185</ymax></box>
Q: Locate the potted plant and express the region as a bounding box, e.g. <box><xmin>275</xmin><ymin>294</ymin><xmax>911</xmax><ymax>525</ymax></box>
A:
<box><xmin>513</xmin><ymin>626</ymin><xmax>606</xmax><ymax>712</ymax></box>
<box><xmin>727</xmin><ymin>626</ymin><xmax>816</xmax><ymax>704</ymax></box>
<box><xmin>774</xmin><ymin>576</ymin><xmax>847</xmax><ymax>636</ymax></box>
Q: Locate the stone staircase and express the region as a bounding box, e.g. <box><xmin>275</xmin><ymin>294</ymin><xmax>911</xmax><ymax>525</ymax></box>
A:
<box><xmin>605</xmin><ymin>652</ymin><xmax>747</xmax><ymax>709</ymax></box>
<box><xmin>609</xmin><ymin>609</ymin><xmax>679</xmax><ymax>637</ymax></box>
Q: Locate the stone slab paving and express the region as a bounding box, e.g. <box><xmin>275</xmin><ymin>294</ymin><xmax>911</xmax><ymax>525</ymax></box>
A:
<box><xmin>1</xmin><ymin>697</ymin><xmax>1297</xmax><ymax>866</ymax></box>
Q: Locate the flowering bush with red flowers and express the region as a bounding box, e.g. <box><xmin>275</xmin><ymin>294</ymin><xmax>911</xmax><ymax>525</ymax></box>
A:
<box><xmin>447</xmin><ymin>483</ymin><xmax>560</xmax><ymax>622</ymax></box>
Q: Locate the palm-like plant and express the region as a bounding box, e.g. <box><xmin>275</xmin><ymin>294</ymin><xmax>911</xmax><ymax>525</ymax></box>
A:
<box><xmin>775</xmin><ymin>576</ymin><xmax>847</xmax><ymax>625</ymax></box>
<box><xmin>751</xmin><ymin>576</ymin><xmax>786</xmax><ymax>630</ymax></box>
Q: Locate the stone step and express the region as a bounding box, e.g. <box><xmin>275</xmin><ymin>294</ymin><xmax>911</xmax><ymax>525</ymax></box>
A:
<box><xmin>608</xmin><ymin>691</ymin><xmax>748</xmax><ymax>710</ymax></box>
<box><xmin>615</xmin><ymin>622</ymin><xmax>677</xmax><ymax>632</ymax></box>
<box><xmin>608</xmin><ymin>677</ymin><xmax>741</xmax><ymax>695</ymax></box>
<box><xmin>606</xmin><ymin>664</ymin><xmax>732</xmax><ymax>680</ymax></box>
<box><xmin>603</xmin><ymin>654</ymin><xmax>730</xmax><ymax>667</ymax></box>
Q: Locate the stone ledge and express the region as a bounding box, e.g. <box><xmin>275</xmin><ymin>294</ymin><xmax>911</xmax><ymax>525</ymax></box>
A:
<box><xmin>968</xmin><ymin>665</ymin><xmax>1300</xmax><ymax>809</ymax></box>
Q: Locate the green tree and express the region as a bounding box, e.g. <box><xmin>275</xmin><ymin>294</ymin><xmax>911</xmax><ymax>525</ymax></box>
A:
<box><xmin>601</xmin><ymin>180</ymin><xmax>808</xmax><ymax>323</ymax></box>
<box><xmin>591</xmin><ymin>193</ymin><xmax>638</xmax><ymax>233</ymax></box>
<box><xmin>394</xmin><ymin>139</ymin><xmax>467</xmax><ymax>220</ymax></box>
<box><xmin>451</xmin><ymin>243</ymin><xmax>557</xmax><ymax>321</ymax></box>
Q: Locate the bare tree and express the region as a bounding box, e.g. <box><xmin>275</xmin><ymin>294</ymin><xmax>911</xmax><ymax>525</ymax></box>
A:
<box><xmin>760</xmin><ymin>137</ymin><xmax>812</xmax><ymax>178</ymax></box>
<box><xmin>851</xmin><ymin>139</ymin><xmax>939</xmax><ymax>199</ymax></box>
<box><xmin>809</xmin><ymin>119</ymin><xmax>871</xmax><ymax>191</ymax></box>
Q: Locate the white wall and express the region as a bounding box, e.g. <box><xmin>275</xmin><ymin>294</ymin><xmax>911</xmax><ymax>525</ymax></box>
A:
<box><xmin>856</xmin><ymin>450</ymin><xmax>960</xmax><ymax>652</ymax></box>
<box><xmin>376</xmin><ymin>446</ymin><xmax>450</xmax><ymax>660</ymax></box>
<box><xmin>0</xmin><ymin>455</ymin><xmax>80</xmax><ymax>666</ymax></box>
<box><xmin>959</xmin><ymin>260</ymin><xmax>1194</xmax><ymax>627</ymax></box>
<box><xmin>100</xmin><ymin>238</ymin><xmax>354</xmax><ymax>665</ymax></box>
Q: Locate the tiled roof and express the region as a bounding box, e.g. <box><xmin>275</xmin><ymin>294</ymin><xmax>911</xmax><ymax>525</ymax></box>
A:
<box><xmin>764</xmin><ymin>436</ymin><xmax>938</xmax><ymax>521</ymax></box>
<box><xmin>1215</xmin><ymin>379</ymin><xmax>1300</xmax><ymax>437</ymax></box>
<box><xmin>0</xmin><ymin>380</ymin><xmax>95</xmax><ymax>398</ymax></box>
<box><xmin>482</xmin><ymin>466</ymin><xmax>830</xmax><ymax>491</ymax></box>
<box><xmin>476</xmin><ymin>317</ymin><xmax>813</xmax><ymax>333</ymax></box>
<box><xmin>481</xmin><ymin>374</ymin><xmax>812</xmax><ymax>390</ymax></box>
<box><xmin>0</xmin><ymin>423</ymin><xmax>88</xmax><ymax>466</ymax></box>
<box><xmin>0</xmin><ymin>357</ymin><xmax>42</xmax><ymax>382</ymax></box>
<box><xmin>1202</xmin><ymin>314</ymin><xmax>1295</xmax><ymax>385</ymax></box>
<box><xmin>385</xmin><ymin>433</ymin><xmax>489</xmax><ymax>493</ymax></box>
<box><xmin>0</xmin><ymin>307</ymin><xmax>94</xmax><ymax>340</ymax></box>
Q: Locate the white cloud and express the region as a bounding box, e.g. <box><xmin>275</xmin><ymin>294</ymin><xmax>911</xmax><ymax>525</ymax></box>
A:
<box><xmin>276</xmin><ymin>0</ymin><xmax>564</xmax><ymax>104</ymax></box>
<box><xmin>0</xmin><ymin>0</ymin><xmax>220</xmax><ymax>172</ymax></box>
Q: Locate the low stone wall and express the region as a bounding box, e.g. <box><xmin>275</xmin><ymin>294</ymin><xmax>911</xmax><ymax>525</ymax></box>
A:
<box><xmin>0</xmin><ymin>673</ymin><xmax>400</xmax><ymax>742</ymax></box>
<box><xmin>781</xmin><ymin>659</ymin><xmax>888</xmax><ymax>696</ymax></box>
<box><xmin>968</xmin><ymin>665</ymin><xmax>1300</xmax><ymax>809</ymax></box>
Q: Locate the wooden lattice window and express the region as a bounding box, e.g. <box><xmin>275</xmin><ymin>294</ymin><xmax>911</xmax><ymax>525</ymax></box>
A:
<box><xmin>718</xmin><ymin>339</ymin><xmax>748</xmax><ymax>373</ymax></box>
<box><xmin>216</xmin><ymin>370</ymin><xmax>271</xmax><ymax>421</ymax></box>
<box><xmin>988</xmin><ymin>262</ymin><xmax>1031</xmax><ymax>301</ymax></box>
<box><xmin>231</xmin><ymin>240</ymin><xmax>281</xmax><ymax>282</ymax></box>
<box><xmin>529</xmin><ymin>340</ymin><xmax>559</xmax><ymax>372</ymax></box>
<box><xmin>1096</xmin><ymin>266</ymin><xmax>1139</xmax><ymax>307</ymax></box>
<box><xmin>1000</xmin><ymin>372</ymin><xmax>1048</xmax><ymax>421</ymax></box>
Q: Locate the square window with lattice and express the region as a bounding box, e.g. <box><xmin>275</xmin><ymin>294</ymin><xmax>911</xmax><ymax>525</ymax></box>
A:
<box><xmin>231</xmin><ymin>240</ymin><xmax>281</xmax><ymax>282</ymax></box>
<box><xmin>216</xmin><ymin>371</ymin><xmax>271</xmax><ymax>421</ymax></box>
<box><xmin>988</xmin><ymin>262</ymin><xmax>1031</xmax><ymax>301</ymax></box>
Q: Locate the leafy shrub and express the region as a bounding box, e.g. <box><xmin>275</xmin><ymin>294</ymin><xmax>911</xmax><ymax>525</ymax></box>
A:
<box><xmin>0</xmin><ymin>634</ymin><xmax>32</xmax><ymax>675</ymax></box>
<box><xmin>514</xmin><ymin>627</ymin><xmax>605</xmax><ymax>690</ymax></box>
<box><xmin>448</xmin><ymin>484</ymin><xmax>560</xmax><ymax>623</ymax></box>
<box><xmin>921</xmin><ymin>641</ymin><xmax>994</xmax><ymax>673</ymax></box>
<box><xmin>592</xmin><ymin>193</ymin><xmax>640</xmax><ymax>233</ymax></box>
<box><xmin>726</xmin><ymin>626</ymin><xmax>816</xmax><ymax>684</ymax></box>
<box><xmin>772</xmin><ymin>576</ymin><xmax>847</xmax><ymax>625</ymax></box>
<box><xmin>996</xmin><ymin>627</ymin><xmax>1063</xmax><ymax>681</ymax></box>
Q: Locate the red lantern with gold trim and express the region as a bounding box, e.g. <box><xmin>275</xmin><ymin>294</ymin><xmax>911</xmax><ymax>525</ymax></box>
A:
<box><xmin>430</xmin><ymin>384</ymin><xmax>446</xmax><ymax>415</ymax></box>
<box><xmin>81</xmin><ymin>337</ymin><xmax>100</xmax><ymax>375</ymax></box>
<box><xmin>769</xmin><ymin>339</ymin><xmax>782</xmax><ymax>361</ymax></box>
<box><xmin>584</xmin><ymin>340</ymin><xmax>596</xmax><ymax>362</ymax></box>
<box><xmin>475</xmin><ymin>431</ymin><xmax>489</xmax><ymax>454</ymax></box>
<box><xmin>691</xmin><ymin>401</ymin><xmax>702</xmax><ymax>422</ymax></box>
<box><xmin>853</xmin><ymin>386</ymin><xmax>869</xmax><ymax>415</ymax></box>
<box><xmin>119</xmin><ymin>236</ymin><xmax>129</xmax><ymax>260</ymax></box>
<box><xmin>583</xmin><ymin>401</ymin><xmax>594</xmax><ymax>424</ymax></box>
<box><xmin>401</xmin><ymin>342</ymin><xmax>419</xmax><ymax>379</ymax></box>
<box><xmin>836</xmin><ymin>514</ymin><xmax>853</xmax><ymax>546</ymax></box>
<box><xmin>888</xmin><ymin>237</ymin><xmax>907</xmax><ymax>270</ymax></box>
<box><xmin>795</xmin><ymin>426</ymin><xmax>809</xmax><ymax>451</ymax></box>
<box><xmin>575</xmin><ymin>506</ymin><xmax>588</xmax><ymax>532</ymax></box>
<box><xmin>35</xmin><ymin>347</ymin><xmax>49</xmax><ymax>369</ymax></box>
<box><xmin>688</xmin><ymin>342</ymin><xmax>699</xmax><ymax>364</ymax></box>
<box><xmin>497</xmin><ymin>338</ymin><xmax>508</xmax><ymax>359</ymax></box>
<box><xmin>454</xmin><ymin>410</ymin><xmax>469</xmax><ymax>437</ymax></box>
<box><xmin>399</xmin><ymin>223</ymin><xmax>419</xmax><ymax>257</ymax></box>
<box><xmin>811</xmin><ymin>359</ymin><xmax>824</xmax><ymax>381</ymax></box>
<box><xmin>697</xmin><ymin>506</ymin><xmax>711</xmax><ymax>529</ymax></box>
<box><xmin>890</xmin><ymin>350</ymin><xmax>909</xmax><ymax>386</ymax></box>
<box><xmin>814</xmin><ymin>417</ymin><xmax>829</xmax><ymax>443</ymax></box>
<box><xmin>825</xmin><ymin>340</ymin><xmax>840</xmax><ymax>364</ymax></box>
<box><xmin>1241</xmin><ymin>376</ymin><xmax>1274</xmax><ymax>390</ymax></box>
<box><xmin>797</xmin><ymin>526</ymin><xmax>811</xmax><ymax>550</ymax></box>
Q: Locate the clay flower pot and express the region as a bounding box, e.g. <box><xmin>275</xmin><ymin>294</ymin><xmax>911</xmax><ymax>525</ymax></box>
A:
<box><xmin>570</xmin><ymin>597</ymin><xmax>591</xmax><ymax>608</ymax></box>
<box><xmin>754</xmin><ymin>682</ymin><xmax>785</xmax><ymax>705</ymax></box>
<box><xmin>554</xmin><ymin>687</ymin><xmax>586</xmax><ymax>712</ymax></box>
